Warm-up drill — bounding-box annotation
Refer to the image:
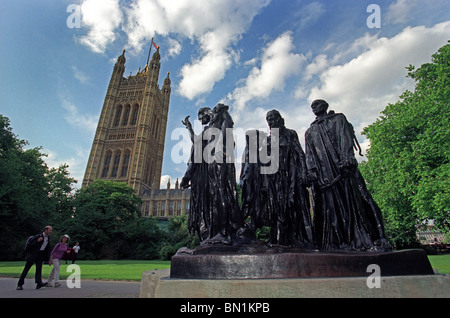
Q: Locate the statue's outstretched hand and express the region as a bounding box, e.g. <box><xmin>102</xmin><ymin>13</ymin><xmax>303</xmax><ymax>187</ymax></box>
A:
<box><xmin>182</xmin><ymin>115</ymin><xmax>191</xmax><ymax>128</ymax></box>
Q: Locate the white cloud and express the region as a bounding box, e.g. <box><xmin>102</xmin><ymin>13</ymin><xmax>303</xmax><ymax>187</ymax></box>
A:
<box><xmin>304</xmin><ymin>21</ymin><xmax>450</xmax><ymax>158</ymax></box>
<box><xmin>227</xmin><ymin>32</ymin><xmax>306</xmax><ymax>113</ymax></box>
<box><xmin>385</xmin><ymin>0</ymin><xmax>418</xmax><ymax>25</ymax></box>
<box><xmin>160</xmin><ymin>175</ymin><xmax>181</xmax><ymax>189</ymax></box>
<box><xmin>291</xmin><ymin>1</ymin><xmax>325</xmax><ymax>31</ymax></box>
<box><xmin>330</xmin><ymin>33</ymin><xmax>380</xmax><ymax>65</ymax></box>
<box><xmin>308</xmin><ymin>22</ymin><xmax>450</xmax><ymax>127</ymax></box>
<box><xmin>72</xmin><ymin>66</ymin><xmax>89</xmax><ymax>84</ymax></box>
<box><xmin>179</xmin><ymin>52</ymin><xmax>232</xmax><ymax>100</ymax></box>
<box><xmin>43</xmin><ymin>146</ymin><xmax>89</xmax><ymax>187</ymax></box>
<box><xmin>302</xmin><ymin>54</ymin><xmax>328</xmax><ymax>82</ymax></box>
<box><xmin>78</xmin><ymin>0</ymin><xmax>270</xmax><ymax>99</ymax></box>
<box><xmin>173</xmin><ymin>0</ymin><xmax>271</xmax><ymax>100</ymax></box>
<box><xmin>244</xmin><ymin>57</ymin><xmax>258</xmax><ymax>66</ymax></box>
<box><xmin>79</xmin><ymin>0</ymin><xmax>123</xmax><ymax>53</ymax></box>
<box><xmin>385</xmin><ymin>0</ymin><xmax>450</xmax><ymax>26</ymax></box>
<box><xmin>61</xmin><ymin>98</ymin><xmax>98</xmax><ymax>133</ymax></box>
<box><xmin>166</xmin><ymin>38</ymin><xmax>182</xmax><ymax>58</ymax></box>
<box><xmin>160</xmin><ymin>175</ymin><xmax>170</xmax><ymax>189</ymax></box>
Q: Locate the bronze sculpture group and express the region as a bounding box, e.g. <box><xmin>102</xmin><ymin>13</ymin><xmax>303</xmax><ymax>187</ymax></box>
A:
<box><xmin>180</xmin><ymin>100</ymin><xmax>391</xmax><ymax>252</ymax></box>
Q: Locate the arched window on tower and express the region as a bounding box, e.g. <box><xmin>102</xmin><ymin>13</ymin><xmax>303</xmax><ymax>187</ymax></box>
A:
<box><xmin>122</xmin><ymin>105</ymin><xmax>131</xmax><ymax>126</ymax></box>
<box><xmin>131</xmin><ymin>104</ymin><xmax>139</xmax><ymax>125</ymax></box>
<box><xmin>110</xmin><ymin>151</ymin><xmax>121</xmax><ymax>178</ymax></box>
<box><xmin>113</xmin><ymin>106</ymin><xmax>122</xmax><ymax>127</ymax></box>
<box><xmin>101</xmin><ymin>151</ymin><xmax>112</xmax><ymax>178</ymax></box>
<box><xmin>120</xmin><ymin>150</ymin><xmax>130</xmax><ymax>177</ymax></box>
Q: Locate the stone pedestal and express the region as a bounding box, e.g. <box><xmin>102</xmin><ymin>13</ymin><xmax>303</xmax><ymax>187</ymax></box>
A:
<box><xmin>170</xmin><ymin>247</ymin><xmax>434</xmax><ymax>279</ymax></box>
<box><xmin>139</xmin><ymin>269</ymin><xmax>450</xmax><ymax>298</ymax></box>
<box><xmin>139</xmin><ymin>247</ymin><xmax>446</xmax><ymax>298</ymax></box>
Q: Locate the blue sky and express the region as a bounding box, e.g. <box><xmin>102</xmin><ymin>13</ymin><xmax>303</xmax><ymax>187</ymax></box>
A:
<box><xmin>1</xmin><ymin>0</ymin><xmax>449</xmax><ymax>189</ymax></box>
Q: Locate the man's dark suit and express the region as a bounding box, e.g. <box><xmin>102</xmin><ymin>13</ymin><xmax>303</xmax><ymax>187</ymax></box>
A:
<box><xmin>17</xmin><ymin>233</ymin><xmax>51</xmax><ymax>288</ymax></box>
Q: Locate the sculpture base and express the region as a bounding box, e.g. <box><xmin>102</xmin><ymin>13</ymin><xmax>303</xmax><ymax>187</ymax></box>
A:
<box><xmin>140</xmin><ymin>269</ymin><xmax>449</xmax><ymax>298</ymax></box>
<box><xmin>170</xmin><ymin>246</ymin><xmax>434</xmax><ymax>279</ymax></box>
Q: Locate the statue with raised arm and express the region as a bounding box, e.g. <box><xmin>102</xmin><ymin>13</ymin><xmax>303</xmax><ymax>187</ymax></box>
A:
<box><xmin>180</xmin><ymin>107</ymin><xmax>212</xmax><ymax>241</ymax></box>
<box><xmin>181</xmin><ymin>104</ymin><xmax>250</xmax><ymax>245</ymax></box>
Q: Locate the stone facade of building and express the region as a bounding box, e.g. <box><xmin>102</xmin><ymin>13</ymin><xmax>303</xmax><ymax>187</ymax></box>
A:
<box><xmin>142</xmin><ymin>179</ymin><xmax>191</xmax><ymax>219</ymax></box>
<box><xmin>81</xmin><ymin>48</ymin><xmax>186</xmax><ymax>217</ymax></box>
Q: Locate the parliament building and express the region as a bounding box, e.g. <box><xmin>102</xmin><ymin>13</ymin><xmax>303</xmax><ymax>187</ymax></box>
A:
<box><xmin>82</xmin><ymin>48</ymin><xmax>190</xmax><ymax>218</ymax></box>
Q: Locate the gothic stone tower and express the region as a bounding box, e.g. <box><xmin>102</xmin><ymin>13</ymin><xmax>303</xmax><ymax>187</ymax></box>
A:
<box><xmin>82</xmin><ymin>49</ymin><xmax>171</xmax><ymax>197</ymax></box>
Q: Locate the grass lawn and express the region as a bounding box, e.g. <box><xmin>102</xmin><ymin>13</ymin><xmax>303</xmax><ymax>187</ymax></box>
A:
<box><xmin>1</xmin><ymin>255</ymin><xmax>448</xmax><ymax>281</ymax></box>
<box><xmin>428</xmin><ymin>255</ymin><xmax>450</xmax><ymax>274</ymax></box>
<box><xmin>0</xmin><ymin>260</ymin><xmax>171</xmax><ymax>282</ymax></box>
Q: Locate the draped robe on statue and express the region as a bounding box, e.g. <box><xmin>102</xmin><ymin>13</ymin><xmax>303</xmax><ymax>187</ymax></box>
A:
<box><xmin>305</xmin><ymin>111</ymin><xmax>389</xmax><ymax>251</ymax></box>
<box><xmin>206</xmin><ymin>104</ymin><xmax>247</xmax><ymax>245</ymax></box>
<box><xmin>183</xmin><ymin>125</ymin><xmax>211</xmax><ymax>241</ymax></box>
<box><xmin>240</xmin><ymin>130</ymin><xmax>269</xmax><ymax>235</ymax></box>
<box><xmin>183</xmin><ymin>104</ymin><xmax>250</xmax><ymax>245</ymax></box>
<box><xmin>263</xmin><ymin>124</ymin><xmax>313</xmax><ymax>247</ymax></box>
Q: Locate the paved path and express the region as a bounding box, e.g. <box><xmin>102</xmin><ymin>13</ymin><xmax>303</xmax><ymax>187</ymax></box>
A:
<box><xmin>0</xmin><ymin>277</ymin><xmax>141</xmax><ymax>298</ymax></box>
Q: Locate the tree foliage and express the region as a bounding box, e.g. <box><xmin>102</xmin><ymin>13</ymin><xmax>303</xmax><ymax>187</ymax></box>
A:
<box><xmin>159</xmin><ymin>215</ymin><xmax>200</xmax><ymax>260</ymax></box>
<box><xmin>64</xmin><ymin>180</ymin><xmax>165</xmax><ymax>259</ymax></box>
<box><xmin>0</xmin><ymin>115</ymin><xmax>197</xmax><ymax>260</ymax></box>
<box><xmin>0</xmin><ymin>115</ymin><xmax>76</xmax><ymax>260</ymax></box>
<box><xmin>360</xmin><ymin>43</ymin><xmax>450</xmax><ymax>248</ymax></box>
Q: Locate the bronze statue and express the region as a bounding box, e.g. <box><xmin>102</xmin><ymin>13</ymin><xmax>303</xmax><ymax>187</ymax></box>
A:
<box><xmin>263</xmin><ymin>110</ymin><xmax>313</xmax><ymax>247</ymax></box>
<box><xmin>240</xmin><ymin>129</ymin><xmax>269</xmax><ymax>237</ymax></box>
<box><xmin>181</xmin><ymin>104</ymin><xmax>250</xmax><ymax>245</ymax></box>
<box><xmin>181</xmin><ymin>107</ymin><xmax>213</xmax><ymax>242</ymax></box>
<box><xmin>181</xmin><ymin>101</ymin><xmax>389</xmax><ymax>252</ymax></box>
<box><xmin>170</xmin><ymin>101</ymin><xmax>437</xmax><ymax>282</ymax></box>
<box><xmin>240</xmin><ymin>110</ymin><xmax>313</xmax><ymax>246</ymax></box>
<box><xmin>305</xmin><ymin>99</ymin><xmax>390</xmax><ymax>251</ymax></box>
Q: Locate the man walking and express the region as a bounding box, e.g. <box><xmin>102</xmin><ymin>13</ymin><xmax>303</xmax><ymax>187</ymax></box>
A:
<box><xmin>17</xmin><ymin>226</ymin><xmax>52</xmax><ymax>290</ymax></box>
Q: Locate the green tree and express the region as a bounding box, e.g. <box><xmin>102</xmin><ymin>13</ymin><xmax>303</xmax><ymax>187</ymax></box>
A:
<box><xmin>0</xmin><ymin>115</ymin><xmax>76</xmax><ymax>260</ymax></box>
<box><xmin>360</xmin><ymin>43</ymin><xmax>450</xmax><ymax>248</ymax></box>
<box><xmin>65</xmin><ymin>180</ymin><xmax>168</xmax><ymax>259</ymax></box>
<box><xmin>122</xmin><ymin>216</ymin><xmax>166</xmax><ymax>259</ymax></box>
<box><xmin>159</xmin><ymin>215</ymin><xmax>200</xmax><ymax>260</ymax></box>
<box><xmin>64</xmin><ymin>180</ymin><xmax>143</xmax><ymax>259</ymax></box>
<box><xmin>46</xmin><ymin>164</ymin><xmax>77</xmax><ymax>224</ymax></box>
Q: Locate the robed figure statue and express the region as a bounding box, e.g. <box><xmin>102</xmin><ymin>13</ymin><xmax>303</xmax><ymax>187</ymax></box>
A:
<box><xmin>239</xmin><ymin>129</ymin><xmax>269</xmax><ymax>238</ymax></box>
<box><xmin>182</xmin><ymin>104</ymin><xmax>250</xmax><ymax>245</ymax></box>
<box><xmin>181</xmin><ymin>107</ymin><xmax>213</xmax><ymax>241</ymax></box>
<box><xmin>206</xmin><ymin>104</ymin><xmax>248</xmax><ymax>245</ymax></box>
<box><xmin>305</xmin><ymin>99</ymin><xmax>391</xmax><ymax>251</ymax></box>
<box><xmin>243</xmin><ymin>110</ymin><xmax>313</xmax><ymax>247</ymax></box>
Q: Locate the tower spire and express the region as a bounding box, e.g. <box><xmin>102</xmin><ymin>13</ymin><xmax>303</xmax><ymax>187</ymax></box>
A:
<box><xmin>146</xmin><ymin>38</ymin><xmax>159</xmax><ymax>67</ymax></box>
<box><xmin>146</xmin><ymin>38</ymin><xmax>153</xmax><ymax>67</ymax></box>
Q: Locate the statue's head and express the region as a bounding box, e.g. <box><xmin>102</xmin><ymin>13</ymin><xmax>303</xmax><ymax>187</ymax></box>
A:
<box><xmin>198</xmin><ymin>107</ymin><xmax>212</xmax><ymax>125</ymax></box>
<box><xmin>210</xmin><ymin>103</ymin><xmax>231</xmax><ymax>125</ymax></box>
<box><xmin>266</xmin><ymin>109</ymin><xmax>285</xmax><ymax>129</ymax></box>
<box><xmin>311</xmin><ymin>99</ymin><xmax>329</xmax><ymax>116</ymax></box>
<box><xmin>212</xmin><ymin>103</ymin><xmax>229</xmax><ymax>115</ymax></box>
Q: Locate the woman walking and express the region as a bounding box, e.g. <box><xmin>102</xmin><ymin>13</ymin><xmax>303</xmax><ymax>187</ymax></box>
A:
<box><xmin>47</xmin><ymin>234</ymin><xmax>70</xmax><ymax>287</ymax></box>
